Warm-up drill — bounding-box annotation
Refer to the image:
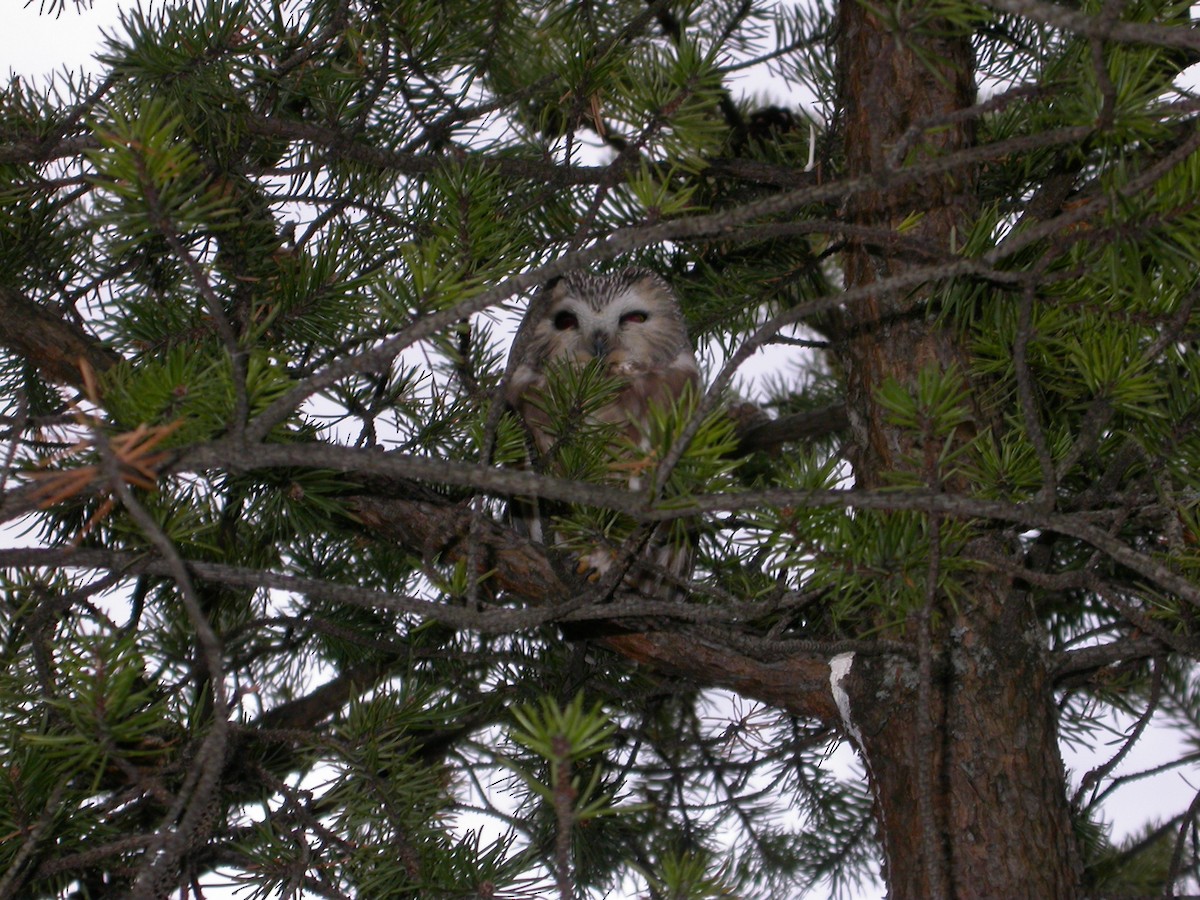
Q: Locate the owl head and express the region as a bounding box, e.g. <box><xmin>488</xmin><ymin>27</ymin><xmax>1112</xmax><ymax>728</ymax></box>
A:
<box><xmin>511</xmin><ymin>268</ymin><xmax>692</xmax><ymax>379</ymax></box>
<box><xmin>505</xmin><ymin>268</ymin><xmax>700</xmax><ymax>454</ymax></box>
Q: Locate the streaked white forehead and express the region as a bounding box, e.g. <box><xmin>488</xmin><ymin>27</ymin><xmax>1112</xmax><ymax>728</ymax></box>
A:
<box><xmin>552</xmin><ymin>287</ymin><xmax>644</xmax><ymax>316</ymax></box>
<box><xmin>551</xmin><ymin>269</ymin><xmax>666</xmax><ymax>312</ymax></box>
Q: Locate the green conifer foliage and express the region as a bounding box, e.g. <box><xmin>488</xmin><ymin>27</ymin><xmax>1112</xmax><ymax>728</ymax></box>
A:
<box><xmin>2</xmin><ymin>0</ymin><xmax>1200</xmax><ymax>897</ymax></box>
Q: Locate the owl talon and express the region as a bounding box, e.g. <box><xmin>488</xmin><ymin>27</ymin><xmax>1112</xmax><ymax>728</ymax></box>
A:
<box><xmin>574</xmin><ymin>559</ymin><xmax>603</xmax><ymax>583</ymax></box>
<box><xmin>576</xmin><ymin>548</ymin><xmax>615</xmax><ymax>583</ymax></box>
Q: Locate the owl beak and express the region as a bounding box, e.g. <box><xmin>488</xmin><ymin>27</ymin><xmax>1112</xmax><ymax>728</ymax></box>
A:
<box><xmin>590</xmin><ymin>332</ymin><xmax>610</xmax><ymax>360</ymax></box>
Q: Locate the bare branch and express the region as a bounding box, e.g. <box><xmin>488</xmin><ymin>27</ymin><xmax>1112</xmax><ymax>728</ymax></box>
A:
<box><xmin>735</xmin><ymin>403</ymin><xmax>849</xmax><ymax>454</ymax></box>
<box><xmin>978</xmin><ymin>0</ymin><xmax>1200</xmax><ymax>52</ymax></box>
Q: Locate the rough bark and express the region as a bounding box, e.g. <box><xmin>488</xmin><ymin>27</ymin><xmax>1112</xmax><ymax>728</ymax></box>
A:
<box><xmin>0</xmin><ymin>285</ymin><xmax>120</xmax><ymax>384</ymax></box>
<box><xmin>835</xmin><ymin>556</ymin><xmax>1082</xmax><ymax>897</ymax></box>
<box><xmin>835</xmin><ymin>1</ymin><xmax>1083</xmax><ymax>896</ymax></box>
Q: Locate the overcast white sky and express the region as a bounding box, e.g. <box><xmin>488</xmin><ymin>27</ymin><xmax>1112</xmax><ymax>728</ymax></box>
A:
<box><xmin>6</xmin><ymin>0</ymin><xmax>124</xmax><ymax>77</ymax></box>
<box><xmin>4</xmin><ymin>1</ymin><xmax>1200</xmax><ymax>897</ymax></box>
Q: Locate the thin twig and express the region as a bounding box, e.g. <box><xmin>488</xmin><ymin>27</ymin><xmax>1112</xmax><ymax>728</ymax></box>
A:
<box><xmin>1166</xmin><ymin>786</ymin><xmax>1200</xmax><ymax>898</ymax></box>
<box><xmin>1070</xmin><ymin>657</ymin><xmax>1164</xmax><ymax>812</ymax></box>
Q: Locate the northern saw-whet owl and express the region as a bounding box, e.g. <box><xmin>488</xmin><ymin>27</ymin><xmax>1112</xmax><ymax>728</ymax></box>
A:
<box><xmin>505</xmin><ymin>269</ymin><xmax>700</xmax><ymax>598</ymax></box>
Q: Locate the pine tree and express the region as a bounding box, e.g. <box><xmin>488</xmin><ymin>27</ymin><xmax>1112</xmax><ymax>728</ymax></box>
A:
<box><xmin>2</xmin><ymin>0</ymin><xmax>1199</xmax><ymax>896</ymax></box>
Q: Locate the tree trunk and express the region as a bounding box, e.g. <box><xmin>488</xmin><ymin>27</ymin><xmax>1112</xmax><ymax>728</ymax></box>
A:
<box><xmin>835</xmin><ymin>1</ymin><xmax>1083</xmax><ymax>896</ymax></box>
<box><xmin>835</xmin><ymin>564</ymin><xmax>1083</xmax><ymax>897</ymax></box>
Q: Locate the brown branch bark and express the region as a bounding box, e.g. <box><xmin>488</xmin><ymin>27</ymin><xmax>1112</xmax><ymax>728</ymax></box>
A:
<box><xmin>604</xmin><ymin>631</ymin><xmax>837</xmax><ymax>721</ymax></box>
<box><xmin>735</xmin><ymin>403</ymin><xmax>849</xmax><ymax>454</ymax></box>
<box><xmin>977</xmin><ymin>0</ymin><xmax>1200</xmax><ymax>52</ymax></box>
<box><xmin>1053</xmin><ymin>636</ymin><xmax>1170</xmax><ymax>683</ymax></box>
<box><xmin>254</xmin><ymin>660</ymin><xmax>393</xmax><ymax>732</ymax></box>
<box><xmin>0</xmin><ymin>285</ymin><xmax>120</xmax><ymax>384</ymax></box>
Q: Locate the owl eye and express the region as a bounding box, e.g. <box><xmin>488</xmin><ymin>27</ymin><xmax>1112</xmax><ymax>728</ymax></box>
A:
<box><xmin>553</xmin><ymin>310</ymin><xmax>579</xmax><ymax>331</ymax></box>
<box><xmin>619</xmin><ymin>311</ymin><xmax>648</xmax><ymax>326</ymax></box>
